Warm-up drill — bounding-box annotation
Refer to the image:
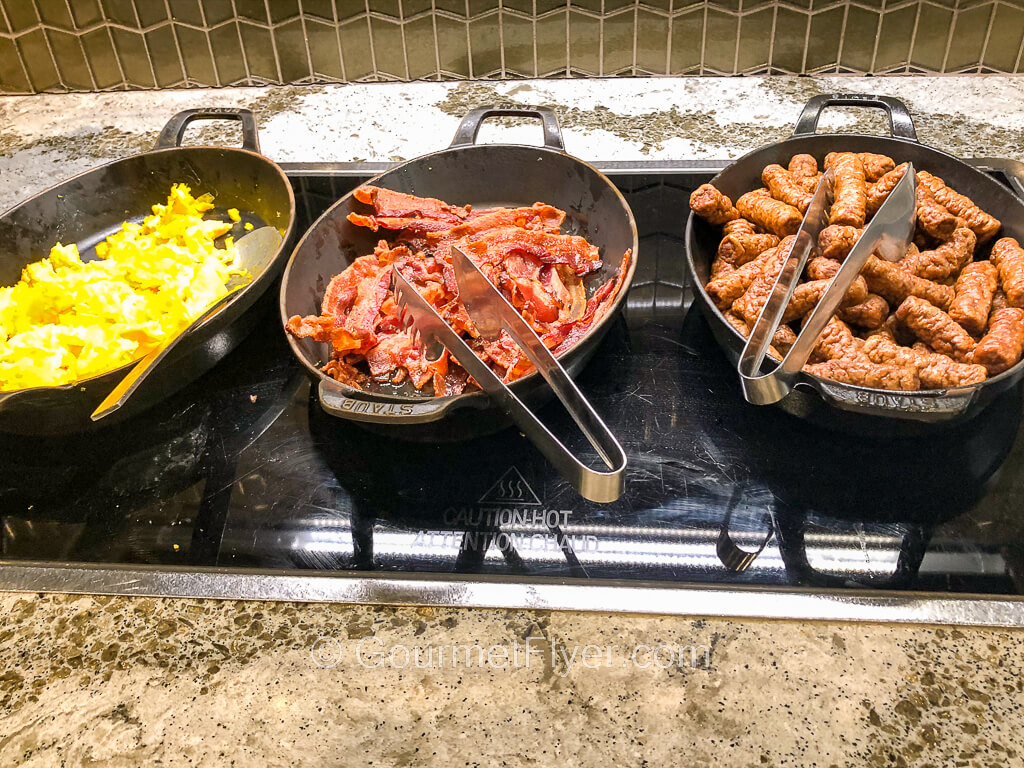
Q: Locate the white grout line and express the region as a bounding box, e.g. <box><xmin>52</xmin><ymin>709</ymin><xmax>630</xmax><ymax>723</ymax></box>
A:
<box><xmin>976</xmin><ymin>0</ymin><xmax>997</xmax><ymax>73</ymax></box>
<box><xmin>297</xmin><ymin>2</ymin><xmax>316</xmax><ymax>80</ymax></box>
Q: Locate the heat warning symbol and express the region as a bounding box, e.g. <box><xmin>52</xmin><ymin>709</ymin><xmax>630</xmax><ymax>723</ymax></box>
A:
<box><xmin>478</xmin><ymin>466</ymin><xmax>541</xmax><ymax>506</ymax></box>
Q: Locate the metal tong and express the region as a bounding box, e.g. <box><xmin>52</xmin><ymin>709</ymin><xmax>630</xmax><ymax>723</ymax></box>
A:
<box><xmin>392</xmin><ymin>246</ymin><xmax>627</xmax><ymax>503</ymax></box>
<box><xmin>738</xmin><ymin>162</ymin><xmax>918</xmax><ymax>405</ymax></box>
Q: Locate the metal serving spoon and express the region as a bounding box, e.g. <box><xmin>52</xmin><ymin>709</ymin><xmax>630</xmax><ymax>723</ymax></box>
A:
<box><xmin>90</xmin><ymin>226</ymin><xmax>282</xmax><ymax>421</ymax></box>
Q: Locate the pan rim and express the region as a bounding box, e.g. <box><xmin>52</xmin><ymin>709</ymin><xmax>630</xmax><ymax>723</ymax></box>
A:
<box><xmin>0</xmin><ymin>144</ymin><xmax>296</xmax><ymax>399</ymax></box>
<box><xmin>280</xmin><ymin>141</ymin><xmax>639</xmax><ymax>406</ymax></box>
<box><xmin>684</xmin><ymin>131</ymin><xmax>1024</xmax><ymax>406</ymax></box>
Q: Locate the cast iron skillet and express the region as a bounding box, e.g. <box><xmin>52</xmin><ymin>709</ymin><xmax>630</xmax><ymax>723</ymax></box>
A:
<box><xmin>686</xmin><ymin>93</ymin><xmax>1024</xmax><ymax>433</ymax></box>
<box><xmin>0</xmin><ymin>108</ymin><xmax>295</xmax><ymax>435</ymax></box>
<box><xmin>281</xmin><ymin>105</ymin><xmax>638</xmax><ymax>441</ymax></box>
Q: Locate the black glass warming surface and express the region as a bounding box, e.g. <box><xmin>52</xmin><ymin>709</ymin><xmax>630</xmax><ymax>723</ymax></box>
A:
<box><xmin>3</xmin><ymin>169</ymin><xmax>1024</xmax><ymax>599</ymax></box>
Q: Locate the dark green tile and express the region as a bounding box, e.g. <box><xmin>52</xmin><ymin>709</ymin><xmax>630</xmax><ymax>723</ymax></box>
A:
<box><xmin>81</xmin><ymin>28</ymin><xmax>122</xmax><ymax>87</ymax></box>
<box><xmin>840</xmin><ymin>5</ymin><xmax>879</xmax><ymax>72</ymax></box>
<box><xmin>569</xmin><ymin>10</ymin><xmax>600</xmax><ymax>73</ymax></box>
<box><xmin>336</xmin><ymin>0</ymin><xmax>367</xmax><ymax>20</ymax></box>
<box><xmin>234</xmin><ymin>0</ymin><xmax>269</xmax><ymax>23</ymax></box>
<box><xmin>203</xmin><ymin>0</ymin><xmax>236</xmax><ymax>24</ymax></box>
<box><xmin>705</xmin><ymin>7</ymin><xmax>740</xmax><ymax>73</ymax></box>
<box><xmin>270</xmin><ymin>0</ymin><xmax>301</xmax><ymax>22</ymax></box>
<box><xmin>135</xmin><ymin>0</ymin><xmax>169</xmax><ymax>27</ymax></box>
<box><xmin>604</xmin><ymin>0</ymin><xmax>633</xmax><ymax>11</ymax></box>
<box><xmin>3</xmin><ymin>0</ymin><xmax>40</xmax><ymax>31</ymax></box>
<box><xmin>771</xmin><ymin>7</ymin><xmax>807</xmax><ymax>73</ymax></box>
<box><xmin>102</xmin><ymin>0</ymin><xmax>138</xmax><ymax>26</ymax></box>
<box><xmin>804</xmin><ymin>6</ymin><xmax>842</xmax><ymax>72</ymax></box>
<box><xmin>712</xmin><ymin>0</ymin><xmax>741</xmax><ymax>11</ymax></box>
<box><xmin>669</xmin><ymin>8</ymin><xmax>701</xmax><ymax>73</ymax></box>
<box><xmin>176</xmin><ymin>24</ymin><xmax>217</xmax><ymax>84</ymax></box>
<box><xmin>502</xmin><ymin>0</ymin><xmax>534</xmax><ymax>13</ymax></box>
<box><xmin>338</xmin><ymin>17</ymin><xmax>374</xmax><ymax>78</ymax></box>
<box><xmin>369</xmin><ymin>16</ymin><xmax>405</xmax><ymax>76</ymax></box>
<box><xmin>736</xmin><ymin>7</ymin><xmax>772</xmax><ymax>72</ymax></box>
<box><xmin>571</xmin><ymin>0</ymin><xmax>603</xmax><ymax>12</ymax></box>
<box><xmin>69</xmin><ymin>0</ymin><xmax>102</xmax><ymax>27</ymax></box>
<box><xmin>874</xmin><ymin>3</ymin><xmax>916</xmax><ymax>71</ymax></box>
<box><xmin>983</xmin><ymin>3</ymin><xmax>1024</xmax><ymax>72</ymax></box>
<box><xmin>603</xmin><ymin>8</ymin><xmax>634</xmax><ymax>73</ymax></box>
<box><xmin>273</xmin><ymin>18</ymin><xmax>311</xmax><ymax>80</ymax></box>
<box><xmin>17</xmin><ymin>29</ymin><xmax>61</xmax><ymax>90</ymax></box>
<box><xmin>671</xmin><ymin>0</ymin><xmax>705</xmax><ymax>11</ymax></box>
<box><xmin>636</xmin><ymin>8</ymin><xmax>667</xmax><ymax>73</ymax></box>
<box><xmin>405</xmin><ymin>0</ymin><xmax>433</xmax><ymax>17</ymax></box>
<box><xmin>501</xmin><ymin>12</ymin><xmax>534</xmax><ymax>74</ymax></box>
<box><xmin>306</xmin><ymin>18</ymin><xmax>344</xmax><ymax>78</ymax></box>
<box><xmin>0</xmin><ymin>38</ymin><xmax>31</xmax><ymax>92</ymax></box>
<box><xmin>911</xmin><ymin>3</ymin><xmax>953</xmax><ymax>71</ymax></box>
<box><xmin>404</xmin><ymin>15</ymin><xmax>436</xmax><ymax>77</ymax></box>
<box><xmin>47</xmin><ymin>28</ymin><xmax>94</xmax><ymax>88</ymax></box>
<box><xmin>112</xmin><ymin>28</ymin><xmax>154</xmax><ymax>85</ymax></box>
<box><xmin>145</xmin><ymin>23</ymin><xmax>184</xmax><ymax>85</ymax></box>
<box><xmin>436</xmin><ymin>0</ymin><xmax>468</xmax><ymax>16</ymax></box>
<box><xmin>36</xmin><ymin>0</ymin><xmax>74</xmax><ymax>29</ymax></box>
<box><xmin>302</xmin><ymin>0</ymin><xmax>336</xmax><ymax>21</ymax></box>
<box><xmin>0</xmin><ymin>10</ymin><xmax>7</xmax><ymax>33</ymax></box>
<box><xmin>467</xmin><ymin>0</ymin><xmax>492</xmax><ymax>17</ymax></box>
<box><xmin>168</xmin><ymin>0</ymin><xmax>204</xmax><ymax>26</ymax></box>
<box><xmin>209</xmin><ymin>22</ymin><xmax>246</xmax><ymax>83</ymax></box>
<box><xmin>436</xmin><ymin>14</ymin><xmax>468</xmax><ymax>74</ymax></box>
<box><xmin>371</xmin><ymin>0</ymin><xmax>401</xmax><ymax>18</ymax></box>
<box><xmin>535</xmin><ymin>8</ymin><xmax>566</xmax><ymax>74</ymax></box>
<box><xmin>536</xmin><ymin>0</ymin><xmax>567</xmax><ymax>13</ymax></box>
<box><xmin>946</xmin><ymin>4</ymin><xmax>993</xmax><ymax>70</ymax></box>
<box><xmin>642</xmin><ymin>0</ymin><xmax>672</xmax><ymax>9</ymax></box>
<box><xmin>469</xmin><ymin>14</ymin><xmax>501</xmax><ymax>75</ymax></box>
<box><xmin>239</xmin><ymin>21</ymin><xmax>278</xmax><ymax>79</ymax></box>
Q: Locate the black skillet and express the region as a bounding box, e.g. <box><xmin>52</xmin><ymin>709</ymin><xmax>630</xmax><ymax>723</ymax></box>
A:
<box><xmin>0</xmin><ymin>108</ymin><xmax>295</xmax><ymax>435</ymax></box>
<box><xmin>280</xmin><ymin>106</ymin><xmax>638</xmax><ymax>441</ymax></box>
<box><xmin>685</xmin><ymin>93</ymin><xmax>1024</xmax><ymax>434</ymax></box>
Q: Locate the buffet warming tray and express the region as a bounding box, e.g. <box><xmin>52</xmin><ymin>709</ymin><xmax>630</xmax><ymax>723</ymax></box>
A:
<box><xmin>3</xmin><ymin>158</ymin><xmax>1024</xmax><ymax>628</ymax></box>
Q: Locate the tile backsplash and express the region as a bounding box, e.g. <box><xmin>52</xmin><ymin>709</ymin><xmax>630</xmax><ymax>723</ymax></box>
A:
<box><xmin>1</xmin><ymin>0</ymin><xmax>1021</xmax><ymax>93</ymax></box>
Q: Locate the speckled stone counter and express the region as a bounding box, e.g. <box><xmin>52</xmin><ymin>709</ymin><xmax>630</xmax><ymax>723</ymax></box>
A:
<box><xmin>3</xmin><ymin>77</ymin><xmax>1024</xmax><ymax>767</ymax></box>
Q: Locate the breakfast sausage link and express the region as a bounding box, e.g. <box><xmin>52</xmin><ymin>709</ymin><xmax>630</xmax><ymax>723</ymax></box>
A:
<box><xmin>706</xmin><ymin>245</ymin><xmax>778</xmax><ymax>310</ymax></box>
<box><xmin>762</xmin><ymin>164</ymin><xmax>814</xmax><ymax>213</ymax></box>
<box><xmin>971</xmin><ymin>308</ymin><xmax>1024</xmax><ymax>375</ymax></box>
<box><xmin>690</xmin><ymin>183</ymin><xmax>740</xmax><ymax>226</ymax></box>
<box><xmin>915</xmin><ymin>185</ymin><xmax>961</xmax><ymax>241</ymax></box>
<box><xmin>862</xmin><ymin>255</ymin><xmax>955</xmax><ymax>311</ymax></box>
<box><xmin>788</xmin><ymin>154</ymin><xmax>818</xmax><ymax>178</ymax></box>
<box><xmin>916</xmin><ymin>171</ymin><xmax>1001</xmax><ymax>243</ymax></box>
<box><xmin>827</xmin><ymin>153</ymin><xmax>867</xmax><ymax>228</ymax></box>
<box><xmin>818</xmin><ymin>224</ymin><xmax>862</xmax><ymax>261</ymax></box>
<box><xmin>864</xmin><ymin>335</ymin><xmax>987</xmax><ymax>388</ymax></box>
<box><xmin>898</xmin><ymin>228</ymin><xmax>976</xmax><ymax>281</ymax></box>
<box><xmin>838</xmin><ymin>294</ymin><xmax>890</xmax><ymax>329</ymax></box>
<box><xmin>866</xmin><ymin>163</ymin><xmax>908</xmax><ymax>216</ymax></box>
<box><xmin>948</xmin><ymin>260</ymin><xmax>999</xmax><ymax>337</ymax></box>
<box><xmin>858</xmin><ymin>153</ymin><xmax>896</xmax><ymax>183</ymax></box>
<box><xmin>895</xmin><ymin>296</ymin><xmax>976</xmax><ymax>361</ymax></box>
<box><xmin>736</xmin><ymin>190</ymin><xmax>802</xmax><ymax>237</ymax></box>
<box><xmin>717</xmin><ymin>218</ymin><xmax>780</xmax><ymax>266</ymax></box>
<box><xmin>992</xmin><ymin>237</ymin><xmax>1024</xmax><ymax>309</ymax></box>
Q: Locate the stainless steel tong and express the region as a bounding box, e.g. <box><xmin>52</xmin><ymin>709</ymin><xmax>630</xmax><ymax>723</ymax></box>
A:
<box><xmin>392</xmin><ymin>246</ymin><xmax>627</xmax><ymax>503</ymax></box>
<box><xmin>738</xmin><ymin>162</ymin><xmax>918</xmax><ymax>405</ymax></box>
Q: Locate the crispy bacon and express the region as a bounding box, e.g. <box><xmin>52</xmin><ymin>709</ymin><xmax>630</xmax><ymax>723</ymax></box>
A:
<box><xmin>285</xmin><ymin>186</ymin><xmax>631</xmax><ymax>395</ymax></box>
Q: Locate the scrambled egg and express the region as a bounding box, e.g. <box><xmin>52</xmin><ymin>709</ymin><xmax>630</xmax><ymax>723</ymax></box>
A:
<box><xmin>0</xmin><ymin>183</ymin><xmax>246</xmax><ymax>391</ymax></box>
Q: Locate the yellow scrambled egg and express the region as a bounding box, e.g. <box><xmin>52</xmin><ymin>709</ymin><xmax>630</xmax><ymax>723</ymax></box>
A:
<box><xmin>0</xmin><ymin>183</ymin><xmax>246</xmax><ymax>391</ymax></box>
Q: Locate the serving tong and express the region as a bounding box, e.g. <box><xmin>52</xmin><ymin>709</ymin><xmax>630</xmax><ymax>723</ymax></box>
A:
<box><xmin>738</xmin><ymin>163</ymin><xmax>918</xmax><ymax>405</ymax></box>
<box><xmin>393</xmin><ymin>246</ymin><xmax>627</xmax><ymax>503</ymax></box>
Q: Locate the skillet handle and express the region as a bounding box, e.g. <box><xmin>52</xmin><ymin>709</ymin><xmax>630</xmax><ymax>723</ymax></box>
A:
<box><xmin>450</xmin><ymin>105</ymin><xmax>565</xmax><ymax>151</ymax></box>
<box><xmin>317</xmin><ymin>379</ymin><xmax>488</xmax><ymax>424</ymax></box>
<box><xmin>793</xmin><ymin>94</ymin><xmax>918</xmax><ymax>141</ymax></box>
<box><xmin>808</xmin><ymin>378</ymin><xmax>977</xmax><ymax>422</ymax></box>
<box><xmin>155</xmin><ymin>108</ymin><xmax>261</xmax><ymax>152</ymax></box>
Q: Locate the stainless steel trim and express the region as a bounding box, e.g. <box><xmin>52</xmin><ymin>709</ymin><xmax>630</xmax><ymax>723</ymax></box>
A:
<box><xmin>1</xmin><ymin>561</ymin><xmax>1022</xmax><ymax>627</ymax></box>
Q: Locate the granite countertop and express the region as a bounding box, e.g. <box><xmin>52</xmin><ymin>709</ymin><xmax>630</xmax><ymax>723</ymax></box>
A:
<box><xmin>3</xmin><ymin>76</ymin><xmax>1024</xmax><ymax>766</ymax></box>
